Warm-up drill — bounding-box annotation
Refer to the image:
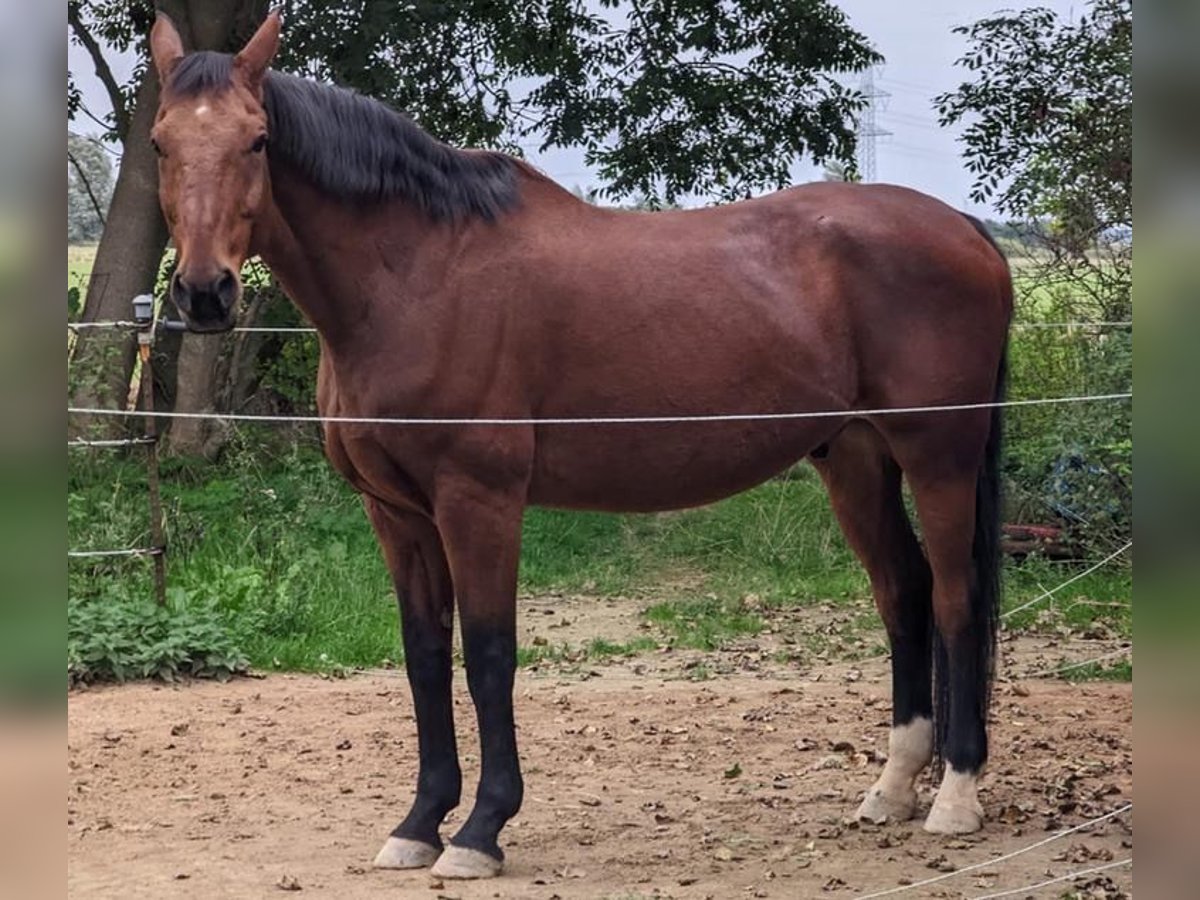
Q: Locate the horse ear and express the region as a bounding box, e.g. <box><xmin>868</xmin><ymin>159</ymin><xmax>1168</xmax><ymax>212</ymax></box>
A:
<box><xmin>234</xmin><ymin>8</ymin><xmax>282</xmax><ymax>93</ymax></box>
<box><xmin>149</xmin><ymin>12</ymin><xmax>185</xmax><ymax>84</ymax></box>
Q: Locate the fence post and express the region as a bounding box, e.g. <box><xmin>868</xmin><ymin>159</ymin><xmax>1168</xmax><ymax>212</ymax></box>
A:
<box><xmin>133</xmin><ymin>294</ymin><xmax>167</xmax><ymax>607</ymax></box>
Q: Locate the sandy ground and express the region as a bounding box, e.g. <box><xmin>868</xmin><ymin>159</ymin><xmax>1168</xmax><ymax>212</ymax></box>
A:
<box><xmin>68</xmin><ymin>598</ymin><xmax>1132</xmax><ymax>900</ymax></box>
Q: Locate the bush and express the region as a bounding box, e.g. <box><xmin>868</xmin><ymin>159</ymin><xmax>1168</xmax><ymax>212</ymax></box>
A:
<box><xmin>1005</xmin><ymin>272</ymin><xmax>1132</xmax><ymax>550</ymax></box>
<box><xmin>68</xmin><ymin>596</ymin><xmax>249</xmax><ymax>686</ymax></box>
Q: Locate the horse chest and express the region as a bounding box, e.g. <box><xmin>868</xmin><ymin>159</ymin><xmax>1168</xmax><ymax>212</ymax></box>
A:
<box><xmin>322</xmin><ymin>424</ymin><xmax>433</xmax><ymax>514</ymax></box>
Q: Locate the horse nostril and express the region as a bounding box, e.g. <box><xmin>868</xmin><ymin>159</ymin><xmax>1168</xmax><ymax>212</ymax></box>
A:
<box><xmin>170</xmin><ymin>273</ymin><xmax>192</xmax><ymax>312</ymax></box>
<box><xmin>215</xmin><ymin>269</ymin><xmax>239</xmax><ymax>309</ymax></box>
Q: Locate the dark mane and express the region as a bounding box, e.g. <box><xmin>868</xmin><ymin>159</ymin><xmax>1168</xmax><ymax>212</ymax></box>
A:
<box><xmin>166</xmin><ymin>52</ymin><xmax>520</xmax><ymax>222</ymax></box>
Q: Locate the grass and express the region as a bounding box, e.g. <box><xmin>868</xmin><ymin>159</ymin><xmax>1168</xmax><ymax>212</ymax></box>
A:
<box><xmin>67</xmin><ymin>441</ymin><xmax>1132</xmax><ymax>681</ymax></box>
<box><xmin>643</xmin><ymin>596</ymin><xmax>763</xmax><ymax>650</ymax></box>
<box><xmin>1001</xmin><ymin>553</ymin><xmax>1133</xmax><ymax>633</ymax></box>
<box><xmin>1061</xmin><ymin>658</ymin><xmax>1132</xmax><ymax>683</ymax></box>
<box><xmin>67</xmin><ymin>446</ymin><xmax>859</xmax><ymax>672</ymax></box>
<box><xmin>68</xmin><ymin>243</ymin><xmax>97</xmax><ymax>293</ymax></box>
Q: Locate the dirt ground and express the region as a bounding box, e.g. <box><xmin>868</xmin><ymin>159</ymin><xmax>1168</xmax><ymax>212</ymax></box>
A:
<box><xmin>68</xmin><ymin>599</ymin><xmax>1132</xmax><ymax>900</ymax></box>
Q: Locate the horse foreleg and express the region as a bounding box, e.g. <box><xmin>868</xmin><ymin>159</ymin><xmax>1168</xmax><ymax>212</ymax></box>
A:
<box><xmin>364</xmin><ymin>498</ymin><xmax>461</xmax><ymax>869</ymax></box>
<box><xmin>429</xmin><ymin>482</ymin><xmax>525</xmax><ymax>879</ymax></box>
<box><xmin>812</xmin><ymin>425</ymin><xmax>933</xmax><ymax>824</ymax></box>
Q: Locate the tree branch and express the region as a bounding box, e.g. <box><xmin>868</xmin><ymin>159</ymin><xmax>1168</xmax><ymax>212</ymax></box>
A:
<box><xmin>75</xmin><ymin>99</ymin><xmax>118</xmax><ymax>138</ymax></box>
<box><xmin>67</xmin><ymin>2</ymin><xmax>132</xmax><ymax>141</ymax></box>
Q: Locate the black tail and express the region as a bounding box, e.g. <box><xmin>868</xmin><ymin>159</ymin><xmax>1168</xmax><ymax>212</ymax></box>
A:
<box><xmin>933</xmin><ymin>348</ymin><xmax>1005</xmax><ymax>762</ymax></box>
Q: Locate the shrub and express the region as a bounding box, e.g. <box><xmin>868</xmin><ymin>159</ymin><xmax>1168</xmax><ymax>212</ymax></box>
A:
<box><xmin>1005</xmin><ymin>276</ymin><xmax>1133</xmax><ymax>550</ymax></box>
<box><xmin>68</xmin><ymin>595</ymin><xmax>249</xmax><ymax>686</ymax></box>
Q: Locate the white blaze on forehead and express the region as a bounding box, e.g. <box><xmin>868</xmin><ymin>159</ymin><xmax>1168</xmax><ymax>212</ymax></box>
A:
<box><xmin>194</xmin><ymin>105</ymin><xmax>211</xmax><ymax>117</ymax></box>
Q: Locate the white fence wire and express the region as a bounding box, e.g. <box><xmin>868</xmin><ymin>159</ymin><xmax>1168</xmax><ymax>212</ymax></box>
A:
<box><xmin>1001</xmin><ymin>542</ymin><xmax>1132</xmax><ymax>620</ymax></box>
<box><xmin>68</xmin><ymin>436</ymin><xmax>156</xmax><ymax>449</ymax></box>
<box><xmin>68</xmin><ymin>547</ymin><xmax>163</xmax><ymax>559</ymax></box>
<box><xmin>1016</xmin><ymin>645</ymin><xmax>1132</xmax><ymax>680</ymax></box>
<box><xmin>67</xmin><ymin>391</ymin><xmax>1132</xmax><ymax>428</ymax></box>
<box><xmin>67</xmin><ymin>320</ymin><xmax>1133</xmax><ymax>335</ymax></box>
<box><xmin>66</xmin><ymin>393</ymin><xmax>1133</xmax><ymax>623</ymax></box>
<box><xmin>969</xmin><ymin>857</ymin><xmax>1132</xmax><ymax>900</ymax></box>
<box><xmin>853</xmin><ymin>802</ymin><xmax>1132</xmax><ymax>899</ymax></box>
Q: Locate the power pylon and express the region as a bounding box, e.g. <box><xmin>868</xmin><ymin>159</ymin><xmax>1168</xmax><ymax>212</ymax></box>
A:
<box><xmin>855</xmin><ymin>66</ymin><xmax>891</xmax><ymax>182</ymax></box>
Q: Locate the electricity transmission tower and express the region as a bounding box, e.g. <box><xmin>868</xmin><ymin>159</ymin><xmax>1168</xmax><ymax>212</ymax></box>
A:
<box><xmin>855</xmin><ymin>66</ymin><xmax>891</xmax><ymax>182</ymax></box>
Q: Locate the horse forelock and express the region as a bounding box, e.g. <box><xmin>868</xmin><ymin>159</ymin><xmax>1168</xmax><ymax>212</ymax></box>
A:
<box><xmin>164</xmin><ymin>51</ymin><xmax>238</xmax><ymax>99</ymax></box>
<box><xmin>163</xmin><ymin>51</ymin><xmax>520</xmax><ymax>222</ymax></box>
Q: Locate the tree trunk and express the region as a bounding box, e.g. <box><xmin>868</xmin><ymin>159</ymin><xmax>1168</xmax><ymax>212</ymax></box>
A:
<box><xmin>67</xmin><ymin>73</ymin><xmax>168</xmax><ymax>439</ymax></box>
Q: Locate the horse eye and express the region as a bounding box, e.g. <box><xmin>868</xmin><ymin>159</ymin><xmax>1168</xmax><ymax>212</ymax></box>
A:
<box><xmin>250</xmin><ymin>134</ymin><xmax>268</xmax><ymax>154</ymax></box>
<box><xmin>150</xmin><ymin>138</ymin><xmax>164</xmax><ymax>157</ymax></box>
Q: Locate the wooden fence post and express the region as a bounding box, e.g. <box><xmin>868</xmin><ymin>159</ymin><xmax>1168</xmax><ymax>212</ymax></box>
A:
<box><xmin>133</xmin><ymin>294</ymin><xmax>167</xmax><ymax>607</ymax></box>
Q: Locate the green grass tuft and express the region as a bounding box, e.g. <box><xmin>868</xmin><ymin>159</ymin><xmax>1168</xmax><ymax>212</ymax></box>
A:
<box><xmin>644</xmin><ymin>596</ymin><xmax>762</xmax><ymax>650</ymax></box>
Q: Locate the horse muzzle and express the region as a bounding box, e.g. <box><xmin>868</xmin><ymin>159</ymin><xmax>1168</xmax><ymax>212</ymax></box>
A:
<box><xmin>171</xmin><ymin>268</ymin><xmax>240</xmax><ymax>333</ymax></box>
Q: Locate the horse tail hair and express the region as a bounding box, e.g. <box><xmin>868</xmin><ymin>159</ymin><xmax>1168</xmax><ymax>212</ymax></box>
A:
<box><xmin>933</xmin><ymin>343</ymin><xmax>1006</xmax><ymax>766</ymax></box>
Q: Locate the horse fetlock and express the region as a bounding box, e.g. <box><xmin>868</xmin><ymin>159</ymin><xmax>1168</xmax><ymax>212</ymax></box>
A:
<box><xmin>430</xmin><ymin>844</ymin><xmax>504</xmax><ymax>880</ymax></box>
<box><xmin>476</xmin><ymin>772</ymin><xmax>523</xmax><ymax>822</ymax></box>
<box><xmin>418</xmin><ymin>777</ymin><xmax>463</xmax><ymax>816</ymax></box>
<box><xmin>887</xmin><ymin>717</ymin><xmax>934</xmax><ymax>774</ymax></box>
<box><xmin>409</xmin><ymin>788</ymin><xmax>460</xmax><ymax>822</ymax></box>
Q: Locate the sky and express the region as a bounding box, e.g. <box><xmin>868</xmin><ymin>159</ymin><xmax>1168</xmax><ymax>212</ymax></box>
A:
<box><xmin>68</xmin><ymin>0</ymin><xmax>1081</xmax><ymax>217</ymax></box>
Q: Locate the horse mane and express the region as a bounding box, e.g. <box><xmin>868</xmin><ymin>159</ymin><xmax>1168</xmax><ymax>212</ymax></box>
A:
<box><xmin>165</xmin><ymin>52</ymin><xmax>521</xmax><ymax>222</ymax></box>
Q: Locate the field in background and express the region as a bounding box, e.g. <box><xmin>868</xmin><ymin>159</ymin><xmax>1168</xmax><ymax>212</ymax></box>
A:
<box><xmin>68</xmin><ymin>243</ymin><xmax>97</xmax><ymax>292</ymax></box>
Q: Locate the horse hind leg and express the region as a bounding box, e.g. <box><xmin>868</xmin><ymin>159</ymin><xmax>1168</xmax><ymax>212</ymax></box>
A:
<box><xmin>882</xmin><ymin>405</ymin><xmax>1002</xmax><ymax>835</ymax></box>
<box><xmin>811</xmin><ymin>423</ymin><xmax>934</xmax><ymax>825</ymax></box>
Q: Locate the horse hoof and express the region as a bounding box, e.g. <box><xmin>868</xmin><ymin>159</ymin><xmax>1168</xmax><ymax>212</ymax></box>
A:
<box><xmin>856</xmin><ymin>785</ymin><xmax>918</xmax><ymax>824</ymax></box>
<box><xmin>430</xmin><ymin>844</ymin><xmax>503</xmax><ymax>880</ymax></box>
<box><xmin>373</xmin><ymin>837</ymin><xmax>441</xmax><ymax>869</ymax></box>
<box><xmin>924</xmin><ymin>767</ymin><xmax>984</xmax><ymax>834</ymax></box>
<box><xmin>923</xmin><ymin>799</ymin><xmax>984</xmax><ymax>834</ymax></box>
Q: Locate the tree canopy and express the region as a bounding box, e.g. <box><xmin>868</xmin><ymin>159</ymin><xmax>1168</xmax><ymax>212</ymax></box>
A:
<box><xmin>936</xmin><ymin>0</ymin><xmax>1131</xmax><ymax>246</ymax></box>
<box><xmin>67</xmin><ymin>133</ymin><xmax>113</xmax><ymax>244</ymax></box>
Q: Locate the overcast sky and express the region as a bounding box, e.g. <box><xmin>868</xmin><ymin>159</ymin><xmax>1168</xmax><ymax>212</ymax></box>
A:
<box><xmin>68</xmin><ymin>0</ymin><xmax>1080</xmax><ymax>216</ymax></box>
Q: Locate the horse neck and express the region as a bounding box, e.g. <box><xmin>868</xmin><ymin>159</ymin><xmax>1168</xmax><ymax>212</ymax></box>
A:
<box><xmin>250</xmin><ymin>162</ymin><xmax>579</xmax><ymax>347</ymax></box>
<box><xmin>249</xmin><ymin>163</ymin><xmax>440</xmax><ymax>346</ymax></box>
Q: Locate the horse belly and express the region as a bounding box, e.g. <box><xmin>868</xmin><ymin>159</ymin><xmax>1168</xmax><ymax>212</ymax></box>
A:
<box><xmin>526</xmin><ymin>420</ymin><xmax>835</xmax><ymax>512</ymax></box>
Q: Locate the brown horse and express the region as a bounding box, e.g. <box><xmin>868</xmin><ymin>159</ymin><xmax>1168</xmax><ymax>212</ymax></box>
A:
<box><xmin>150</xmin><ymin>11</ymin><xmax>1011</xmax><ymax>879</ymax></box>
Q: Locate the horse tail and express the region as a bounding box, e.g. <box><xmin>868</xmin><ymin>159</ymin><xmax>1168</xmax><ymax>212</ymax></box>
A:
<box><xmin>933</xmin><ymin>338</ymin><xmax>1006</xmax><ymax>764</ymax></box>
